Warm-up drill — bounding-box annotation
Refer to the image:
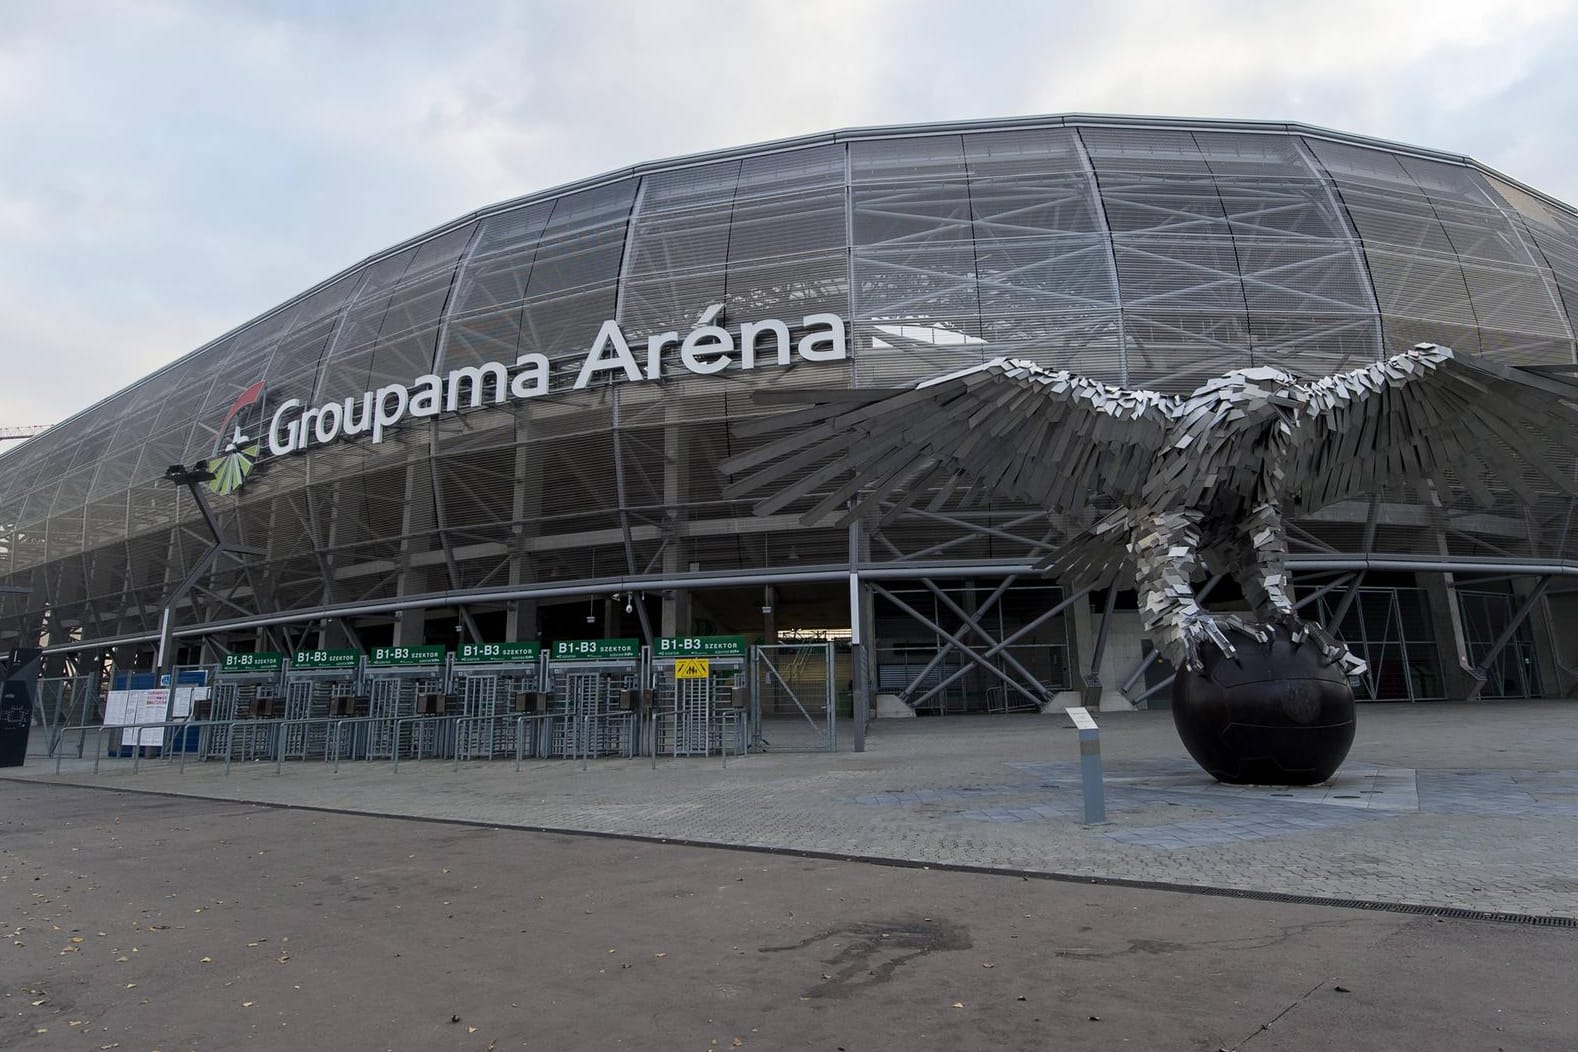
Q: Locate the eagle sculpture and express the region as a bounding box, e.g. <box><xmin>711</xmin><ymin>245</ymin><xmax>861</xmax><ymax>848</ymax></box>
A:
<box><xmin>723</xmin><ymin>344</ymin><xmax>1578</xmax><ymax>675</ymax></box>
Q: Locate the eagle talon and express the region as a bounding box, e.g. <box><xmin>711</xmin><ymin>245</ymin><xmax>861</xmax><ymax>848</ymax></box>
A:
<box><xmin>1177</xmin><ymin>613</ymin><xmax>1249</xmax><ymax>672</ymax></box>
<box><xmin>1262</xmin><ymin>612</ymin><xmax>1369</xmax><ymax>676</ymax></box>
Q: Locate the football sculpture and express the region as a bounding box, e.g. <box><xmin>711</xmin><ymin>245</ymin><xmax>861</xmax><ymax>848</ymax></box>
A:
<box><xmin>1171</xmin><ymin>625</ymin><xmax>1356</xmax><ymax>785</ymax></box>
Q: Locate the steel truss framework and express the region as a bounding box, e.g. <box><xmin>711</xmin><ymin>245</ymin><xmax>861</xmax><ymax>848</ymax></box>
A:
<box><xmin>1</xmin><ymin>115</ymin><xmax>1577</xmax><ymax>698</ymax></box>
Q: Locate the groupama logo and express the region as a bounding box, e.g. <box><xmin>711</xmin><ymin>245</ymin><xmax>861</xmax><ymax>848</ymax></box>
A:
<box><xmin>205</xmin><ymin>380</ymin><xmax>265</xmax><ymax>495</ymax></box>
<box><xmin>198</xmin><ymin>311</ymin><xmax>848</xmax><ymax>496</ymax></box>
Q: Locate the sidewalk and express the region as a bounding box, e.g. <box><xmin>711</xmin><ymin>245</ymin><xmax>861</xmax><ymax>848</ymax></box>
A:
<box><xmin>9</xmin><ymin>702</ymin><xmax>1578</xmax><ymax>920</ymax></box>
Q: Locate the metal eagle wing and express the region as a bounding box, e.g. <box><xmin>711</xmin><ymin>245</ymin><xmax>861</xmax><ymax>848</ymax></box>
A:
<box><xmin>1288</xmin><ymin>344</ymin><xmax>1578</xmax><ymax>512</ymax></box>
<box><xmin>720</xmin><ymin>357</ymin><xmax>1181</xmax><ymax>525</ymax></box>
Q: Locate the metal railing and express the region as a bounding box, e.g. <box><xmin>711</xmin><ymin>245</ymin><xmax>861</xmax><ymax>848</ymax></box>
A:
<box><xmin>47</xmin><ymin>709</ymin><xmax>663</xmax><ymax>779</ymax></box>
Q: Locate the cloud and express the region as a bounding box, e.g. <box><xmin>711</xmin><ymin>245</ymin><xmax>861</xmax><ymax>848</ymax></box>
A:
<box><xmin>1</xmin><ymin>0</ymin><xmax>1576</xmax><ymax>434</ymax></box>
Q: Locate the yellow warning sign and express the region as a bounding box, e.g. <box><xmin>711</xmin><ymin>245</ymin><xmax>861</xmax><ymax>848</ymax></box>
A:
<box><xmin>675</xmin><ymin>657</ymin><xmax>710</xmax><ymax>679</ymax></box>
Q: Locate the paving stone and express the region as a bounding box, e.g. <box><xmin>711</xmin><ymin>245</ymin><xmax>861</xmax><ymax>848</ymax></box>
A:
<box><xmin>11</xmin><ymin>701</ymin><xmax>1578</xmax><ymax>918</ymax></box>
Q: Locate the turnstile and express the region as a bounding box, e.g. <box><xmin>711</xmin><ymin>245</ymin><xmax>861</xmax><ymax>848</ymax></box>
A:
<box><xmin>206</xmin><ymin>669</ymin><xmax>283</xmax><ymax>762</ymax></box>
<box><xmin>544</xmin><ymin>640</ymin><xmax>641</xmax><ymax>759</ymax></box>
<box><xmin>365</xmin><ymin>663</ymin><xmax>448</xmax><ymax>760</ymax></box>
<box><xmin>551</xmin><ymin>666</ymin><xmax>636</xmax><ymax>758</ymax></box>
<box><xmin>279</xmin><ymin>673</ymin><xmax>363</xmax><ymax>760</ymax></box>
<box><xmin>451</xmin><ymin>646</ymin><xmax>542</xmax><ymax>761</ymax></box>
<box><xmin>650</xmin><ymin>637</ymin><xmax>749</xmax><ymax>757</ymax></box>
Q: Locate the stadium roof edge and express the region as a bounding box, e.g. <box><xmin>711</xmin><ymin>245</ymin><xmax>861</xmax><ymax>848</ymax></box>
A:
<box><xmin>11</xmin><ymin>113</ymin><xmax>1574</xmax><ymax>456</ymax></box>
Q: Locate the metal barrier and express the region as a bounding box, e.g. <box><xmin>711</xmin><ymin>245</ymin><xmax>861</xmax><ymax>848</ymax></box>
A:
<box><xmin>47</xmin><ymin>706</ymin><xmax>718</xmax><ymax>780</ymax></box>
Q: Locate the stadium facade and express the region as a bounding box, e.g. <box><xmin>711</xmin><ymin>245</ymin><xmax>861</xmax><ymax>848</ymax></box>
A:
<box><xmin>5</xmin><ymin>113</ymin><xmax>1578</xmax><ymax>712</ymax></box>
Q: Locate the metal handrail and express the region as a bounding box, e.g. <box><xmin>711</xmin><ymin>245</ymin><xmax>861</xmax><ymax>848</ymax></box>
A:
<box><xmin>46</xmin><ymin>707</ymin><xmax>715</xmax><ymax>778</ymax></box>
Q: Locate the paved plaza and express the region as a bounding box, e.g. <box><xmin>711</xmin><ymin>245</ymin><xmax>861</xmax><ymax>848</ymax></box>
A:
<box><xmin>9</xmin><ymin>701</ymin><xmax>1578</xmax><ymax>921</ymax></box>
<box><xmin>8</xmin><ymin>783</ymin><xmax>1576</xmax><ymax>1051</ymax></box>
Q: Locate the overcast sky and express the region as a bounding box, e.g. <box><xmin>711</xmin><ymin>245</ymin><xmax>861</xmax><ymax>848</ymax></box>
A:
<box><xmin>2</xmin><ymin>0</ymin><xmax>1576</xmax><ymax>432</ymax></box>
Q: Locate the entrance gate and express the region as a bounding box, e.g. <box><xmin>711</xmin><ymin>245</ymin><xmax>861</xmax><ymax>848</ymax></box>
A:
<box><xmin>365</xmin><ymin>645</ymin><xmax>448</xmax><ymax>760</ymax></box>
<box><xmin>750</xmin><ymin>642</ymin><xmax>836</xmax><ymax>752</ymax></box>
<box><xmin>545</xmin><ymin>639</ymin><xmax>640</xmax><ymax>759</ymax></box>
<box><xmin>208</xmin><ymin>653</ymin><xmax>285</xmax><ymax>761</ymax></box>
<box><xmin>452</xmin><ymin>641</ymin><xmax>542</xmax><ymax>760</ymax></box>
<box><xmin>651</xmin><ymin>636</ymin><xmax>748</xmax><ymax>757</ymax></box>
<box><xmin>283</xmin><ymin>648</ymin><xmax>364</xmax><ymax>760</ymax></box>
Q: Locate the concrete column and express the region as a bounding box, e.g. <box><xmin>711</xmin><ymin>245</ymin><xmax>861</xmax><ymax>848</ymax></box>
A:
<box><xmin>395</xmin><ymin>456</ymin><xmax>436</xmax><ymax>633</ymax></box>
<box><xmin>391</xmin><ymin>610</ymin><xmax>425</xmax><ymax>647</ymax></box>
<box><xmin>1066</xmin><ymin>590</ymin><xmax>1101</xmax><ymax>708</ymax></box>
<box><xmin>1541</xmin><ymin>591</ymin><xmax>1578</xmax><ymax>697</ymax></box>
<box><xmin>507</xmin><ymin>430</ymin><xmax>543</xmax><ymax>641</ymax></box>
<box><xmin>1421</xmin><ymin>487</ymin><xmax>1480</xmax><ymax>701</ymax></box>
<box><xmin>1421</xmin><ymin>571</ymin><xmax>1480</xmax><ymax>701</ymax></box>
<box><xmin>660</xmin><ymin>398</ymin><xmax>691</xmax><ymax>638</ymax></box>
<box><xmin>506</xmin><ymin>599</ymin><xmax>538</xmax><ymax>642</ymax></box>
<box><xmin>848</xmin><ymin>513</ymin><xmax>875</xmax><ymax>751</ymax></box>
<box><xmin>762</xmin><ymin>586</ymin><xmax>779</xmax><ymax>645</ymax></box>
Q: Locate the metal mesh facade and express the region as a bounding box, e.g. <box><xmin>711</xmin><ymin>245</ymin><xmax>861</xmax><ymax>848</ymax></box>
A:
<box><xmin>3</xmin><ymin>115</ymin><xmax>1578</xmax><ymax>651</ymax></box>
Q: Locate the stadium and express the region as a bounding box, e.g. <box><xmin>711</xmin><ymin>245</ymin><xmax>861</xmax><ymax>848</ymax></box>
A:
<box><xmin>5</xmin><ymin>113</ymin><xmax>1578</xmax><ymax>739</ymax></box>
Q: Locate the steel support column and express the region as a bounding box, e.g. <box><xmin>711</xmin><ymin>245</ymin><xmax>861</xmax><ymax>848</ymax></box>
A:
<box><xmin>889</xmin><ymin>577</ymin><xmax>1018</xmax><ymax>706</ymax></box>
<box><xmin>848</xmin><ymin>514</ymin><xmax>870</xmax><ymax>752</ymax></box>
<box><xmin>1468</xmin><ymin>574</ymin><xmax>1552</xmax><ymax>683</ymax></box>
<box><xmin>904</xmin><ymin>587</ymin><xmax>1091</xmax><ymax>710</ymax></box>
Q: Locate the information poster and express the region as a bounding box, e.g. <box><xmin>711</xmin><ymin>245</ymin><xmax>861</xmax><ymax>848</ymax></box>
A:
<box><xmin>125</xmin><ymin>688</ymin><xmax>170</xmax><ymax>747</ymax></box>
<box><xmin>169</xmin><ymin>685</ymin><xmax>206</xmax><ymax>720</ymax></box>
<box><xmin>103</xmin><ymin>689</ymin><xmax>133</xmax><ymax>729</ymax></box>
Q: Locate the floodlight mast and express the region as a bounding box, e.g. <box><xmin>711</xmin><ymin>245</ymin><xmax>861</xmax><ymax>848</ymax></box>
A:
<box><xmin>155</xmin><ymin>463</ymin><xmax>262</xmax><ymax>682</ymax></box>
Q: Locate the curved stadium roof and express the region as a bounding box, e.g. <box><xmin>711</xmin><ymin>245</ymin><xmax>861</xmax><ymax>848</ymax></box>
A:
<box><xmin>3</xmin><ymin>114</ymin><xmax>1577</xmax><ymax>650</ymax></box>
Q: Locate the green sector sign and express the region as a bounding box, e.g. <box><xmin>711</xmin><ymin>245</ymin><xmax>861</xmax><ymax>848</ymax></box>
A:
<box><xmin>291</xmin><ymin>649</ymin><xmax>362</xmax><ymax>671</ymax></box>
<box><xmin>550</xmin><ymin>638</ymin><xmax>640</xmax><ymax>662</ymax></box>
<box><xmin>457</xmin><ymin>641</ymin><xmax>542</xmax><ymax>665</ymax></box>
<box><xmin>369</xmin><ymin>645</ymin><xmax>448</xmax><ymax>668</ymax></box>
<box><xmin>221</xmin><ymin>651</ymin><xmax>284</xmax><ymax>672</ymax></box>
<box><xmin>654</xmin><ymin>635</ymin><xmax>747</xmax><ymax>659</ymax></box>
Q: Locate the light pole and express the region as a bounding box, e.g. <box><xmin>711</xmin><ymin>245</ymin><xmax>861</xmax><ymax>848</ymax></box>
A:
<box><xmin>156</xmin><ymin>463</ymin><xmax>262</xmax><ymax>683</ymax></box>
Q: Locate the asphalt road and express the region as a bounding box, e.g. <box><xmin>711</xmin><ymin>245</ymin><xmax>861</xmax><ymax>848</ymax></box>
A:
<box><xmin>3</xmin><ymin>783</ymin><xmax>1574</xmax><ymax>1051</ymax></box>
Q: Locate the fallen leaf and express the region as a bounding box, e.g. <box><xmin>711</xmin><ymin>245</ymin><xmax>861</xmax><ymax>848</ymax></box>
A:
<box><xmin>467</xmin><ymin>1026</ymin><xmax>478</xmax><ymax>1034</ymax></box>
<box><xmin>1334</xmin><ymin>986</ymin><xmax>1351</xmax><ymax>993</ymax></box>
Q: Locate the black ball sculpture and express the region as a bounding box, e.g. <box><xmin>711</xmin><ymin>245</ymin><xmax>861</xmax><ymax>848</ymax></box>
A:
<box><xmin>1171</xmin><ymin>624</ymin><xmax>1356</xmax><ymax>785</ymax></box>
